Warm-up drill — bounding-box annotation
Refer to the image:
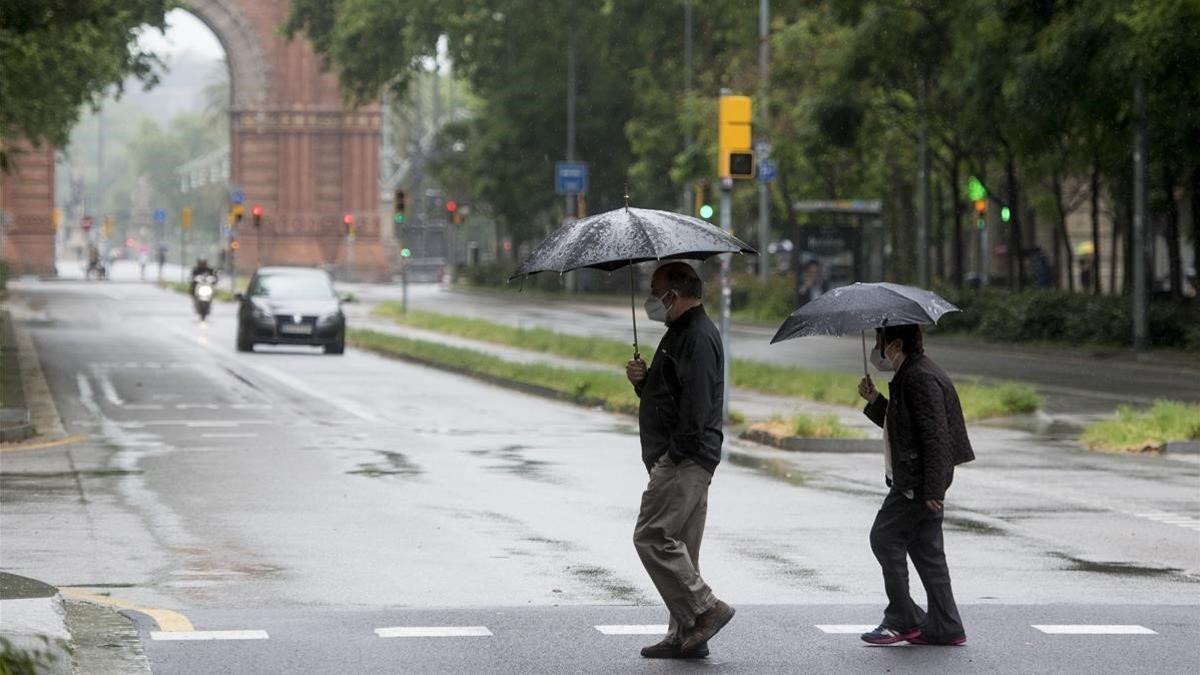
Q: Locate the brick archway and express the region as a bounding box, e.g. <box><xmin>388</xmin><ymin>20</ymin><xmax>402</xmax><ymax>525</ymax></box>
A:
<box><xmin>1</xmin><ymin>0</ymin><xmax>388</xmax><ymax>279</ymax></box>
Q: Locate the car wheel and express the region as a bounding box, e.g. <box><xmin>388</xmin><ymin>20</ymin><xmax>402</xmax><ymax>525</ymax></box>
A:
<box><xmin>324</xmin><ymin>333</ymin><xmax>345</xmax><ymax>355</ymax></box>
<box><xmin>236</xmin><ymin>323</ymin><xmax>254</xmax><ymax>352</ymax></box>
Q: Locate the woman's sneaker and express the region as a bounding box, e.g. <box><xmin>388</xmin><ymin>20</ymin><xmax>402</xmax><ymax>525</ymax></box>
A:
<box><xmin>860</xmin><ymin>624</ymin><xmax>921</xmax><ymax>645</ymax></box>
<box><xmin>640</xmin><ymin>638</ymin><xmax>709</xmax><ymax>659</ymax></box>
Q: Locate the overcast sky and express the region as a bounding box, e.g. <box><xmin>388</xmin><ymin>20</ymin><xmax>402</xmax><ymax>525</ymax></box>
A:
<box><xmin>137</xmin><ymin>9</ymin><xmax>225</xmax><ymax>62</ymax></box>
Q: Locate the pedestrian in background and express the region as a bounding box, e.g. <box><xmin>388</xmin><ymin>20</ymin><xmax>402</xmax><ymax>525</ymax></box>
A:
<box><xmin>857</xmin><ymin>324</ymin><xmax>974</xmax><ymax>646</ymax></box>
<box><xmin>625</xmin><ymin>262</ymin><xmax>735</xmax><ymax>659</ymax></box>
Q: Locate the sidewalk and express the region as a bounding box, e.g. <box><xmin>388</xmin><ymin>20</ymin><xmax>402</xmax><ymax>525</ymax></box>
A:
<box><xmin>0</xmin><ymin>573</ymin><xmax>72</xmax><ymax>675</ymax></box>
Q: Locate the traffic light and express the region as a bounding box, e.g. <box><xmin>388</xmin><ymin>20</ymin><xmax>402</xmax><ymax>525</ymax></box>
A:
<box><xmin>694</xmin><ymin>182</ymin><xmax>714</xmax><ymax>220</ymax></box>
<box><xmin>181</xmin><ymin>206</ymin><xmax>193</xmax><ymax>230</ymax></box>
<box><xmin>229</xmin><ymin>204</ymin><xmax>244</xmax><ymax>225</ymax></box>
<box><xmin>973</xmin><ymin>199</ymin><xmax>987</xmax><ymax>214</ymax></box>
<box><xmin>252</xmin><ymin>205</ymin><xmax>263</xmax><ymax>228</ymax></box>
<box><xmin>1000</xmin><ymin>205</ymin><xmax>1012</xmax><ymax>223</ymax></box>
<box><xmin>400</xmin><ymin>247</ymin><xmax>412</xmax><ymax>258</ymax></box>
<box><xmin>343</xmin><ymin>213</ymin><xmax>355</xmax><ymax>237</ymax></box>
<box><xmin>718</xmin><ymin>94</ymin><xmax>754</xmax><ymax>179</ymax></box>
<box><xmin>394</xmin><ymin>189</ymin><xmax>407</xmax><ymax>225</ymax></box>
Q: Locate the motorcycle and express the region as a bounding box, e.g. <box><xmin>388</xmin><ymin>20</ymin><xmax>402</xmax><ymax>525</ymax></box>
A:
<box><xmin>192</xmin><ymin>273</ymin><xmax>218</xmax><ymax>321</ymax></box>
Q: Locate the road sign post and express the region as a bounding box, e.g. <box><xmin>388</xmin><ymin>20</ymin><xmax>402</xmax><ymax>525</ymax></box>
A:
<box><xmin>554</xmin><ymin>162</ymin><xmax>588</xmax><ymax>195</ymax></box>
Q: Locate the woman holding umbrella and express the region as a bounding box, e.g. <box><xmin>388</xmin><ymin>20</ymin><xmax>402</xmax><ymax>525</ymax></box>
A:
<box><xmin>857</xmin><ymin>323</ymin><xmax>974</xmax><ymax>647</ymax></box>
<box><xmin>770</xmin><ymin>283</ymin><xmax>974</xmax><ymax>647</ymax></box>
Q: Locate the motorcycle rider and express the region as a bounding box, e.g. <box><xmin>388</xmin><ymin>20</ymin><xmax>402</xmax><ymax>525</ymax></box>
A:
<box><xmin>189</xmin><ymin>258</ymin><xmax>218</xmax><ymax>295</ymax></box>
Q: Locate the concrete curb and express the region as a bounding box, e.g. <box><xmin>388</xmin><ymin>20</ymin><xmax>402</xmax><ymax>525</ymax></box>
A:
<box><xmin>0</xmin><ymin>573</ymin><xmax>73</xmax><ymax>675</ymax></box>
<box><xmin>741</xmin><ymin>427</ymin><xmax>883</xmax><ymax>454</ymax></box>
<box><xmin>1164</xmin><ymin>440</ymin><xmax>1200</xmax><ymax>454</ymax></box>
<box><xmin>0</xmin><ymin>310</ymin><xmax>35</xmax><ymax>443</ymax></box>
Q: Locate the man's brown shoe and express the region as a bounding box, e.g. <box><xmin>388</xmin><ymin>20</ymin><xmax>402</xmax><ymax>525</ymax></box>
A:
<box><xmin>639</xmin><ymin>639</ymin><xmax>709</xmax><ymax>659</ymax></box>
<box><xmin>680</xmin><ymin>601</ymin><xmax>735</xmax><ymax>652</ymax></box>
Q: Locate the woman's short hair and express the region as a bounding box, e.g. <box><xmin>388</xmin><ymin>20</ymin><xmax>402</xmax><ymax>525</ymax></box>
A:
<box><xmin>876</xmin><ymin>323</ymin><xmax>924</xmax><ymax>355</ymax></box>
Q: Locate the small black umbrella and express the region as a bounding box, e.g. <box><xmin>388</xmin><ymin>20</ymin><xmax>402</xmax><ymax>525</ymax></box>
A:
<box><xmin>510</xmin><ymin>203</ymin><xmax>756</xmax><ymax>357</ymax></box>
<box><xmin>769</xmin><ymin>282</ymin><xmax>959</xmax><ymax>374</ymax></box>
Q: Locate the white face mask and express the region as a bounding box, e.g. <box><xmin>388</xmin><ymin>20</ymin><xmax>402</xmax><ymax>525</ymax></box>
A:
<box><xmin>871</xmin><ymin>342</ymin><xmax>897</xmax><ymax>372</ymax></box>
<box><xmin>644</xmin><ymin>292</ymin><xmax>673</xmax><ymax>323</ymax></box>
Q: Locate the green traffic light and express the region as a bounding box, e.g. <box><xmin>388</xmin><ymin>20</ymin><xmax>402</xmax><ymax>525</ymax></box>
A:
<box><xmin>699</xmin><ymin>204</ymin><xmax>714</xmax><ymax>219</ymax></box>
<box><xmin>1000</xmin><ymin>206</ymin><xmax>1011</xmax><ymax>223</ymax></box>
<box><xmin>400</xmin><ymin>248</ymin><xmax>412</xmax><ymax>258</ymax></box>
<box><xmin>967</xmin><ymin>176</ymin><xmax>986</xmax><ymax>202</ymax></box>
<box><xmin>394</xmin><ymin>212</ymin><xmax>405</xmax><ymax>224</ymax></box>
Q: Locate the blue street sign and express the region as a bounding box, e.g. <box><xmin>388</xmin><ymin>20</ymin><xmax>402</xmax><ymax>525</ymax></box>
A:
<box><xmin>230</xmin><ymin>188</ymin><xmax>246</xmax><ymax>204</ymax></box>
<box><xmin>757</xmin><ymin>159</ymin><xmax>777</xmax><ymax>183</ymax></box>
<box><xmin>153</xmin><ymin>209</ymin><xmax>167</xmax><ymax>223</ymax></box>
<box><xmin>555</xmin><ymin>161</ymin><xmax>588</xmax><ymax>195</ymax></box>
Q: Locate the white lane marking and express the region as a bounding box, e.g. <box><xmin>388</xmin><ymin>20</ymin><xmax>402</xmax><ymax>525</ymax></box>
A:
<box><xmin>176</xmin><ymin>403</ymin><xmax>221</xmax><ymax>410</ymax></box>
<box><xmin>375</xmin><ymin>626</ymin><xmax>493</xmax><ymax>638</ymax></box>
<box><xmin>161</xmin><ymin>321</ymin><xmax>383</xmax><ymax>424</ymax></box>
<box><xmin>200</xmin><ymin>433</ymin><xmax>258</xmax><ymax>439</ymax></box>
<box><xmin>185</xmin><ymin>421</ymin><xmax>244</xmax><ymax>428</ymax></box>
<box><xmin>151</xmin><ymin>630</ymin><xmax>270</xmax><ymax>641</ymax></box>
<box><xmin>124</xmin><ymin>404</ymin><xmax>165</xmax><ymax>410</ymax></box>
<box><xmin>594</xmin><ymin>625</ymin><xmax>668</xmax><ymax>635</ymax></box>
<box><xmin>815</xmin><ymin>625</ymin><xmax>877</xmax><ymax>634</ymax></box>
<box><xmin>1033</xmin><ymin>625</ymin><xmax>1157</xmax><ymax>635</ymax></box>
<box><xmin>94</xmin><ymin>368</ymin><xmax>124</xmax><ymax>406</ymax></box>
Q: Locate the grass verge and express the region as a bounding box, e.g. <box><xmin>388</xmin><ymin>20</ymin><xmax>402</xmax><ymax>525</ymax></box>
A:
<box><xmin>752</xmin><ymin>413</ymin><xmax>866</xmax><ymax>440</ymax></box>
<box><xmin>1080</xmin><ymin>401</ymin><xmax>1200</xmax><ymax>452</ymax></box>
<box><xmin>374</xmin><ymin>304</ymin><xmax>1041</xmax><ymax>421</ymax></box>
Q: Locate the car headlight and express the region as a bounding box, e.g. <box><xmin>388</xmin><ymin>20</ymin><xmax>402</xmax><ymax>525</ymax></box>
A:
<box><xmin>317</xmin><ymin>311</ymin><xmax>342</xmax><ymax>325</ymax></box>
<box><xmin>252</xmin><ymin>306</ymin><xmax>272</xmax><ymax>321</ymax></box>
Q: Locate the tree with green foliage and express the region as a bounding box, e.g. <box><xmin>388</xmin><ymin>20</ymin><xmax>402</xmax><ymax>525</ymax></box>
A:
<box><xmin>0</xmin><ymin>0</ymin><xmax>170</xmax><ymax>171</ymax></box>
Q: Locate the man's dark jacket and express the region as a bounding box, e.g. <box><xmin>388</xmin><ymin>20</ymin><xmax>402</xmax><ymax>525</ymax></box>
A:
<box><xmin>635</xmin><ymin>306</ymin><xmax>724</xmax><ymax>474</ymax></box>
<box><xmin>863</xmin><ymin>353</ymin><xmax>974</xmax><ymax>499</ymax></box>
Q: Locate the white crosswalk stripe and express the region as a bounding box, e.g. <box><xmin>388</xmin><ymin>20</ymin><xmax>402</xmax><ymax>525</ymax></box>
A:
<box><xmin>375</xmin><ymin>626</ymin><xmax>493</xmax><ymax>638</ymax></box>
<box><xmin>815</xmin><ymin>625</ymin><xmax>877</xmax><ymax>634</ymax></box>
<box><xmin>1033</xmin><ymin>625</ymin><xmax>1157</xmax><ymax>635</ymax></box>
<box><xmin>594</xmin><ymin>625</ymin><xmax>668</xmax><ymax>635</ymax></box>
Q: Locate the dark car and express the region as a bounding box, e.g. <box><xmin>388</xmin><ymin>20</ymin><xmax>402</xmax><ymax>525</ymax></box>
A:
<box><xmin>235</xmin><ymin>267</ymin><xmax>346</xmax><ymax>354</ymax></box>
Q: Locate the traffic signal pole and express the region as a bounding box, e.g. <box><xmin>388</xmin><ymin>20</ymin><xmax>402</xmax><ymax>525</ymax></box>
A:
<box><xmin>719</xmin><ymin>177</ymin><xmax>733</xmax><ymax>427</ymax></box>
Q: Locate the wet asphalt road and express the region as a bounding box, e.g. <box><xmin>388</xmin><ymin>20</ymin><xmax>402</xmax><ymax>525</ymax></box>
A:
<box><xmin>341</xmin><ymin>282</ymin><xmax>1200</xmax><ymax>420</ymax></box>
<box><xmin>1</xmin><ymin>270</ymin><xmax>1198</xmax><ymax>674</ymax></box>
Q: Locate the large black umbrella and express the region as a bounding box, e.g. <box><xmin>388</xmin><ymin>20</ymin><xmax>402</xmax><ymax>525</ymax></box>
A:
<box><xmin>510</xmin><ymin>204</ymin><xmax>756</xmax><ymax>357</ymax></box>
<box><xmin>770</xmin><ymin>282</ymin><xmax>959</xmax><ymax>373</ymax></box>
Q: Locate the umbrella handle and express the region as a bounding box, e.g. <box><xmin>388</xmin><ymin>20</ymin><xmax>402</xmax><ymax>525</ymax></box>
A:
<box><xmin>630</xmin><ymin>263</ymin><xmax>640</xmax><ymax>360</ymax></box>
<box><xmin>861</xmin><ymin>330</ymin><xmax>868</xmax><ymax>376</ymax></box>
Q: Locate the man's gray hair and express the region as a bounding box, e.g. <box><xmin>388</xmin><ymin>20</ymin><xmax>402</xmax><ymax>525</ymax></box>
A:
<box><xmin>658</xmin><ymin>262</ymin><xmax>703</xmax><ymax>299</ymax></box>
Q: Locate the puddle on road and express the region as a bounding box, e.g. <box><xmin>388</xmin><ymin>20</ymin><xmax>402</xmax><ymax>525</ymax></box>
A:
<box><xmin>731</xmin><ymin>542</ymin><xmax>844</xmax><ymax>593</ymax></box>
<box><xmin>472</xmin><ymin>444</ymin><xmax>558</xmax><ymax>483</ymax></box>
<box><xmin>346</xmin><ymin>450</ymin><xmax>423</xmax><ymax>478</ymax></box>
<box><xmin>944</xmin><ymin>516</ymin><xmax>1007</xmax><ymax>536</ymax></box>
<box><xmin>1051</xmin><ymin>553</ymin><xmax>1198</xmax><ymax>581</ymax></box>
<box><xmin>567</xmin><ymin>565</ymin><xmax>649</xmax><ymax>604</ymax></box>
<box><xmin>728</xmin><ymin>452</ymin><xmax>812</xmax><ymax>487</ymax></box>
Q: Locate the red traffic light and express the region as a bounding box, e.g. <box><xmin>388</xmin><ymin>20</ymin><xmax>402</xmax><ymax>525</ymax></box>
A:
<box><xmin>445</xmin><ymin>200</ymin><xmax>458</xmax><ymax>213</ymax></box>
<box><xmin>343</xmin><ymin>213</ymin><xmax>354</xmax><ymax>225</ymax></box>
<box><xmin>252</xmin><ymin>205</ymin><xmax>263</xmax><ymax>217</ymax></box>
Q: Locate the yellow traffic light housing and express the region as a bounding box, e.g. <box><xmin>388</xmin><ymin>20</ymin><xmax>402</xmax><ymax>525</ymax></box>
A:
<box><xmin>718</xmin><ymin>94</ymin><xmax>754</xmax><ymax>179</ymax></box>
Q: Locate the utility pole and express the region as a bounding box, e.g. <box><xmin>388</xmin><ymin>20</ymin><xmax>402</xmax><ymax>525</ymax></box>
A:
<box><xmin>917</xmin><ymin>75</ymin><xmax>931</xmax><ymax>288</ymax></box>
<box><xmin>1132</xmin><ymin>79</ymin><xmax>1149</xmax><ymax>351</ymax></box>
<box><xmin>681</xmin><ymin>1</ymin><xmax>694</xmax><ymax>214</ymax></box>
<box><xmin>565</xmin><ymin>25</ymin><xmax>577</xmax><ymax>221</ymax></box>
<box><xmin>719</xmin><ymin>176</ymin><xmax>733</xmax><ymax>426</ymax></box>
<box><xmin>757</xmin><ymin>0</ymin><xmax>770</xmax><ymax>283</ymax></box>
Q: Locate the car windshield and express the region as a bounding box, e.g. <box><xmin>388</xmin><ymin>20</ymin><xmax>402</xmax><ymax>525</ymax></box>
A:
<box><xmin>250</xmin><ymin>273</ymin><xmax>335</xmax><ymax>300</ymax></box>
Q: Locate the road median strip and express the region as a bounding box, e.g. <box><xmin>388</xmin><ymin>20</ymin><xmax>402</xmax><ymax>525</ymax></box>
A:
<box><xmin>372</xmin><ymin>305</ymin><xmax>1042</xmax><ymax>422</ymax></box>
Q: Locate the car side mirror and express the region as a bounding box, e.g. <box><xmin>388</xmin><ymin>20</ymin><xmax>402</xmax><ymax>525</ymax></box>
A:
<box><xmin>338</xmin><ymin>292</ymin><xmax>355</xmax><ymax>303</ymax></box>
<box><xmin>233</xmin><ymin>293</ymin><xmax>244</xmax><ymax>302</ymax></box>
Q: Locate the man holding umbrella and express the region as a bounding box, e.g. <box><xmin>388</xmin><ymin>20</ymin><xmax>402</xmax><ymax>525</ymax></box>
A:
<box><xmin>857</xmin><ymin>323</ymin><xmax>973</xmax><ymax>646</ymax></box>
<box><xmin>625</xmin><ymin>262</ymin><xmax>736</xmax><ymax>659</ymax></box>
